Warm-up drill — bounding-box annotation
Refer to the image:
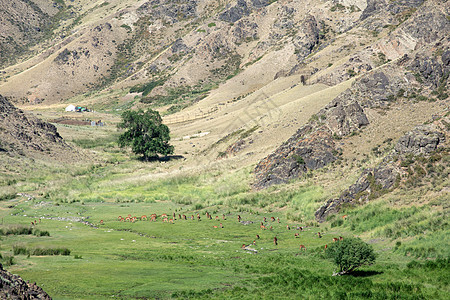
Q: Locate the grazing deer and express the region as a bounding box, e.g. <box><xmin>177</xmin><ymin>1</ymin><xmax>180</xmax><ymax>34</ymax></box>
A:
<box><xmin>163</xmin><ymin>218</ymin><xmax>168</xmax><ymax>223</ymax></box>
<box><xmin>260</xmin><ymin>225</ymin><xmax>267</xmax><ymax>230</ymax></box>
<box><xmin>339</xmin><ymin>236</ymin><xmax>344</xmax><ymax>241</ymax></box>
<box><xmin>213</xmin><ymin>225</ymin><xmax>218</xmax><ymax>228</ymax></box>
<box><xmin>294</xmin><ymin>233</ymin><xmax>299</xmax><ymax>238</ymax></box>
<box><xmin>178</xmin><ymin>214</ymin><xmax>182</xmax><ymax>220</ymax></box>
<box><xmin>183</xmin><ymin>215</ymin><xmax>187</xmax><ymax>220</ymax></box>
<box><xmin>263</xmin><ymin>217</ymin><xmax>267</xmax><ymax>222</ymax></box>
<box><xmin>299</xmin><ymin>245</ymin><xmax>306</xmax><ymax>251</ymax></box>
<box><xmin>161</xmin><ymin>214</ymin><xmax>168</xmax><ymax>219</ymax></box>
<box><xmin>256</xmin><ymin>234</ymin><xmax>260</xmax><ymax>239</ymax></box>
<box><xmin>141</xmin><ymin>215</ymin><xmax>147</xmax><ymax>221</ymax></box>
<box><xmin>241</xmin><ymin>244</ymin><xmax>246</xmax><ymax>249</ymax></box>
<box><xmin>237</xmin><ymin>215</ymin><xmax>241</xmax><ymax>222</ymax></box>
<box><xmin>271</xmin><ymin>216</ymin><xmax>275</xmax><ymax>222</ymax></box>
<box><xmin>333</xmin><ymin>237</ymin><xmax>338</xmax><ymax>242</ymax></box>
<box><xmin>169</xmin><ymin>219</ymin><xmax>174</xmax><ymax>224</ymax></box>
<box><xmin>118</xmin><ymin>216</ymin><xmax>122</xmax><ymax>221</ymax></box>
<box><xmin>274</xmin><ymin>237</ymin><xmax>278</xmax><ymax>245</ymax></box>
<box><xmin>286</xmin><ymin>225</ymin><xmax>290</xmax><ymax>230</ymax></box>
<box><xmin>317</xmin><ymin>232</ymin><xmax>322</xmax><ymax>238</ymax></box>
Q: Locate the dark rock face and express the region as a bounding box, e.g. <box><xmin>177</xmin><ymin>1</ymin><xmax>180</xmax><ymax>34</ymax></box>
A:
<box><xmin>0</xmin><ymin>263</ymin><xmax>52</xmax><ymax>299</ymax></box>
<box><xmin>219</xmin><ymin>0</ymin><xmax>251</xmax><ymax>23</ymax></box>
<box><xmin>360</xmin><ymin>0</ymin><xmax>387</xmax><ymax>20</ymax></box>
<box><xmin>0</xmin><ymin>95</ymin><xmax>68</xmax><ymax>154</ymax></box>
<box><xmin>321</xmin><ymin>95</ymin><xmax>369</xmax><ymax>137</ymax></box>
<box><xmin>442</xmin><ymin>49</ymin><xmax>450</xmax><ymax>66</ymax></box>
<box><xmin>315</xmin><ymin>164</ymin><xmax>398</xmax><ymax>221</ymax></box>
<box><xmin>292</xmin><ymin>15</ymin><xmax>320</xmax><ymax>58</ymax></box>
<box><xmin>254</xmin><ymin>126</ymin><xmax>338</xmax><ymax>189</ymax></box>
<box><xmin>315</xmin><ymin>120</ymin><xmax>448</xmax><ymax>222</ymax></box>
<box><xmin>395</xmin><ymin>125</ymin><xmax>446</xmax><ymax>155</ymax></box>
<box><xmin>219</xmin><ymin>0</ymin><xmax>270</xmax><ymax>23</ymax></box>
<box><xmin>409</xmin><ymin>55</ymin><xmax>448</xmax><ymax>88</ymax></box>
<box><xmin>139</xmin><ymin>0</ymin><xmax>197</xmax><ymax>23</ymax></box>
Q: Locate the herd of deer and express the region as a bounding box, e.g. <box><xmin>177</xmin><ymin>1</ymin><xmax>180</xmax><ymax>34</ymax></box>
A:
<box><xmin>112</xmin><ymin>212</ymin><xmax>348</xmax><ymax>252</ymax></box>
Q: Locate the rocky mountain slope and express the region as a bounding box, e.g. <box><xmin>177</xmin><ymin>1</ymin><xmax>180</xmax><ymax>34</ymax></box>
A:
<box><xmin>0</xmin><ymin>95</ymin><xmax>75</xmax><ymax>158</ymax></box>
<box><xmin>315</xmin><ymin>114</ymin><xmax>449</xmax><ymax>221</ymax></box>
<box><xmin>0</xmin><ymin>263</ymin><xmax>51</xmax><ymax>299</ymax></box>
<box><xmin>0</xmin><ymin>0</ymin><xmax>445</xmax><ymax>107</ymax></box>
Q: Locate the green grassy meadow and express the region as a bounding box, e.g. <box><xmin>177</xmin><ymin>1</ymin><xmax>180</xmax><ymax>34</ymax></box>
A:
<box><xmin>0</xmin><ymin>123</ymin><xmax>449</xmax><ymax>299</ymax></box>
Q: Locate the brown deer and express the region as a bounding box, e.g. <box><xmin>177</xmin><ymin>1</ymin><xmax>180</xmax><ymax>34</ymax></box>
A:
<box><xmin>299</xmin><ymin>245</ymin><xmax>306</xmax><ymax>251</ymax></box>
<box><xmin>274</xmin><ymin>237</ymin><xmax>278</xmax><ymax>245</ymax></box>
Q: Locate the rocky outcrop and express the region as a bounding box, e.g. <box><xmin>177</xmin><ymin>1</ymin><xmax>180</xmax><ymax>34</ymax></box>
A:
<box><xmin>315</xmin><ymin>118</ymin><xmax>449</xmax><ymax>222</ymax></box>
<box><xmin>219</xmin><ymin>0</ymin><xmax>252</xmax><ymax>23</ymax></box>
<box><xmin>395</xmin><ymin>125</ymin><xmax>446</xmax><ymax>155</ymax></box>
<box><xmin>0</xmin><ymin>263</ymin><xmax>51</xmax><ymax>299</ymax></box>
<box><xmin>253</xmin><ymin>89</ymin><xmax>369</xmax><ymax>189</ymax></box>
<box><xmin>0</xmin><ymin>95</ymin><xmax>73</xmax><ymax>157</ymax></box>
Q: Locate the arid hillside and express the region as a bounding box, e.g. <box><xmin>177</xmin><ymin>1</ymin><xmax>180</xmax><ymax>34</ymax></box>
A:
<box><xmin>0</xmin><ymin>0</ymin><xmax>448</xmax><ymax>215</ymax></box>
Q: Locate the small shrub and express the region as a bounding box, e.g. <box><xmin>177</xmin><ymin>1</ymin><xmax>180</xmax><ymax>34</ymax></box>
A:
<box><xmin>1</xmin><ymin>254</ymin><xmax>15</xmax><ymax>266</ymax></box>
<box><xmin>33</xmin><ymin>229</ymin><xmax>50</xmax><ymax>237</ymax></box>
<box><xmin>326</xmin><ymin>237</ymin><xmax>376</xmax><ymax>275</ymax></box>
<box><xmin>293</xmin><ymin>155</ymin><xmax>305</xmax><ymax>165</ymax></box>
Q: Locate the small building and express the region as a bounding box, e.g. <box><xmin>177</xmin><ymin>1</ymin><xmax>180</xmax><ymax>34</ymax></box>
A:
<box><xmin>65</xmin><ymin>104</ymin><xmax>76</xmax><ymax>112</ymax></box>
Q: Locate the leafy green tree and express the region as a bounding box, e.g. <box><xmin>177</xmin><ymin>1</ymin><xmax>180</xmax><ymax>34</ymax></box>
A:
<box><xmin>326</xmin><ymin>237</ymin><xmax>376</xmax><ymax>275</ymax></box>
<box><xmin>118</xmin><ymin>109</ymin><xmax>174</xmax><ymax>160</ymax></box>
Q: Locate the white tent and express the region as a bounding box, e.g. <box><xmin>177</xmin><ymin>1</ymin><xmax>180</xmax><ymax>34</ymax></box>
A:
<box><xmin>65</xmin><ymin>104</ymin><xmax>76</xmax><ymax>112</ymax></box>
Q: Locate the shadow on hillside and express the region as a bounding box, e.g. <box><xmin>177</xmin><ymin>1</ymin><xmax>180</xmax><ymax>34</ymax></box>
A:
<box><xmin>348</xmin><ymin>270</ymin><xmax>383</xmax><ymax>277</ymax></box>
<box><xmin>138</xmin><ymin>155</ymin><xmax>185</xmax><ymax>162</ymax></box>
